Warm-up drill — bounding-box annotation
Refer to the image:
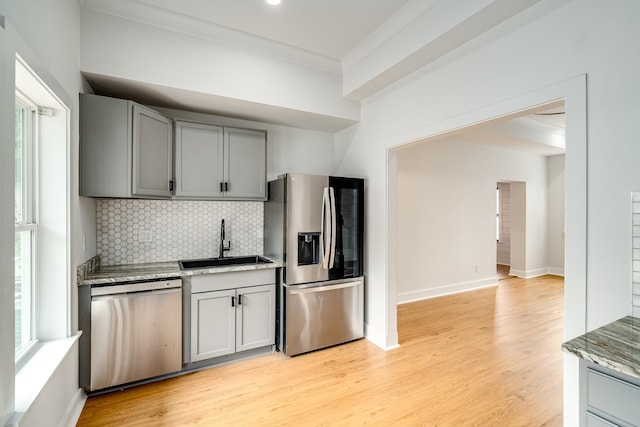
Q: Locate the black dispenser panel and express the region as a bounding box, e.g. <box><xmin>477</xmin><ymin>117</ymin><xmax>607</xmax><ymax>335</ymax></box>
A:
<box><xmin>298</xmin><ymin>232</ymin><xmax>320</xmax><ymax>266</ymax></box>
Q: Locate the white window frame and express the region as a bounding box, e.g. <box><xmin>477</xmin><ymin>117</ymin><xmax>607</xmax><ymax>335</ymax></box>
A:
<box><xmin>14</xmin><ymin>91</ymin><xmax>39</xmax><ymax>363</ymax></box>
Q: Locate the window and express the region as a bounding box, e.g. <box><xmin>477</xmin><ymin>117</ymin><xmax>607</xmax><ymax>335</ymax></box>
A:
<box><xmin>15</xmin><ymin>93</ymin><xmax>37</xmax><ymax>358</ymax></box>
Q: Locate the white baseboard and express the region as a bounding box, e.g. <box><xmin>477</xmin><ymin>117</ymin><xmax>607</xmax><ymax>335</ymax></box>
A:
<box><xmin>510</xmin><ymin>267</ymin><xmax>564</xmax><ymax>278</ymax></box>
<box><xmin>364</xmin><ymin>323</ymin><xmax>400</xmax><ymax>351</ymax></box>
<box><xmin>397</xmin><ymin>277</ymin><xmax>497</xmax><ymax>304</ymax></box>
<box><xmin>547</xmin><ymin>267</ymin><xmax>565</xmax><ymax>277</ymax></box>
<box><xmin>62</xmin><ymin>388</ymin><xmax>86</xmax><ymax>427</ymax></box>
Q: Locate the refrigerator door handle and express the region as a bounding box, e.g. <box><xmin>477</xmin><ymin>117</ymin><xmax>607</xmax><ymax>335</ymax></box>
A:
<box><xmin>321</xmin><ymin>187</ymin><xmax>331</xmax><ymax>269</ymax></box>
<box><xmin>288</xmin><ymin>280</ymin><xmax>360</xmax><ymax>295</ymax></box>
<box><xmin>329</xmin><ymin>186</ymin><xmax>336</xmax><ymax>269</ymax></box>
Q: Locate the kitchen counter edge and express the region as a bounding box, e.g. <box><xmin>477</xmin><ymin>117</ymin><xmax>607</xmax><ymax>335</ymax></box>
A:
<box><xmin>561</xmin><ymin>315</ymin><xmax>640</xmax><ymax>379</ymax></box>
<box><xmin>78</xmin><ymin>256</ymin><xmax>282</xmax><ymax>286</ymax></box>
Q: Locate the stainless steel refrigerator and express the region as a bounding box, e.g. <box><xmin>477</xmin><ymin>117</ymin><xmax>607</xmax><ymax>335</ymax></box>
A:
<box><xmin>264</xmin><ymin>173</ymin><xmax>364</xmax><ymax>356</ymax></box>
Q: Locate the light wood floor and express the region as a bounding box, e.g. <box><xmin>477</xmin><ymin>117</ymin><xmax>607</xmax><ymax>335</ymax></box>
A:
<box><xmin>77</xmin><ymin>274</ymin><xmax>564</xmax><ymax>426</ymax></box>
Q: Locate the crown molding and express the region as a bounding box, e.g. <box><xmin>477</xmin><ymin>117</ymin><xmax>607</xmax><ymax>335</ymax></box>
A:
<box><xmin>81</xmin><ymin>0</ymin><xmax>342</xmax><ymax>75</ymax></box>
<box><xmin>341</xmin><ymin>0</ymin><xmax>439</xmax><ymax>72</ymax></box>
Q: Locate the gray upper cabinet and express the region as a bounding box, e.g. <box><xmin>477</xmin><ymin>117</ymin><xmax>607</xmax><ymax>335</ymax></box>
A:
<box><xmin>174</xmin><ymin>120</ymin><xmax>266</xmax><ymax>200</ymax></box>
<box><xmin>224</xmin><ymin>127</ymin><xmax>267</xmax><ymax>200</ymax></box>
<box><xmin>174</xmin><ymin>121</ymin><xmax>224</xmax><ymax>198</ymax></box>
<box><xmin>80</xmin><ymin>93</ymin><xmax>173</xmax><ymax>198</ymax></box>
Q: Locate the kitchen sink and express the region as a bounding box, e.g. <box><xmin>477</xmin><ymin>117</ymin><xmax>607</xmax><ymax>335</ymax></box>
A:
<box><xmin>178</xmin><ymin>255</ymin><xmax>273</xmax><ymax>270</ymax></box>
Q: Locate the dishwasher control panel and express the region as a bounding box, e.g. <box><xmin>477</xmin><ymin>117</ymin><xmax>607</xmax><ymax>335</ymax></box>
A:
<box><xmin>91</xmin><ymin>278</ymin><xmax>182</xmax><ymax>296</ymax></box>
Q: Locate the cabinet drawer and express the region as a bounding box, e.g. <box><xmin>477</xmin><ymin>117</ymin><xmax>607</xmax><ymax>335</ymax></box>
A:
<box><xmin>586</xmin><ymin>411</ymin><xmax>621</xmax><ymax>427</ymax></box>
<box><xmin>190</xmin><ymin>269</ymin><xmax>275</xmax><ymax>293</ymax></box>
<box><xmin>586</xmin><ymin>368</ymin><xmax>640</xmax><ymax>426</ymax></box>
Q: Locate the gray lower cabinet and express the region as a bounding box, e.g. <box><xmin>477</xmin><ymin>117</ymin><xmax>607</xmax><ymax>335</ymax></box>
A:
<box><xmin>80</xmin><ymin>93</ymin><xmax>173</xmax><ymax>198</ymax></box>
<box><xmin>188</xmin><ymin>270</ymin><xmax>275</xmax><ymax>363</ymax></box>
<box><xmin>174</xmin><ymin>120</ymin><xmax>266</xmax><ymax>200</ymax></box>
<box><xmin>581</xmin><ymin>362</ymin><xmax>640</xmax><ymax>427</ymax></box>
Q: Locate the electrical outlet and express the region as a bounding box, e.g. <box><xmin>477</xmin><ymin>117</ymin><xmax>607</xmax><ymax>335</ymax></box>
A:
<box><xmin>138</xmin><ymin>230</ymin><xmax>153</xmax><ymax>243</ymax></box>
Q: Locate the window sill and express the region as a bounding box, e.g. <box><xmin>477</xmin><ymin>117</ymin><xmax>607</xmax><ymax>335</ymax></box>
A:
<box><xmin>14</xmin><ymin>332</ymin><xmax>81</xmax><ymax>421</ymax></box>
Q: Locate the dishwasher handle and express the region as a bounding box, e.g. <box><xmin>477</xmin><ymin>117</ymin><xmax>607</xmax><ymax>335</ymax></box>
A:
<box><xmin>91</xmin><ymin>278</ymin><xmax>182</xmax><ymax>296</ymax></box>
<box><xmin>91</xmin><ymin>287</ymin><xmax>181</xmax><ymax>302</ymax></box>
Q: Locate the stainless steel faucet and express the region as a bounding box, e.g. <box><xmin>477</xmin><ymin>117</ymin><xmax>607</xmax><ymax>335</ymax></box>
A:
<box><xmin>219</xmin><ymin>219</ymin><xmax>231</xmax><ymax>258</ymax></box>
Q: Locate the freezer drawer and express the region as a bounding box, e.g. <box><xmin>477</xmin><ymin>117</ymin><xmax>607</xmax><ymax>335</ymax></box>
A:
<box><xmin>283</xmin><ymin>278</ymin><xmax>363</xmax><ymax>356</ymax></box>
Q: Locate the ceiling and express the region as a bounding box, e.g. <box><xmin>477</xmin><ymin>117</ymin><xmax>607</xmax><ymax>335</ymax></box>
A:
<box><xmin>453</xmin><ymin>104</ymin><xmax>566</xmax><ymax>156</ymax></box>
<box><xmin>80</xmin><ymin>0</ymin><xmax>564</xmax><ymax>155</ymax></box>
<box><xmin>127</xmin><ymin>0</ymin><xmax>413</xmax><ymax>61</ymax></box>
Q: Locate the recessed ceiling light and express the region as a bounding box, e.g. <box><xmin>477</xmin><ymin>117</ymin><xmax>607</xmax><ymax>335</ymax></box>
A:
<box><xmin>266</xmin><ymin>0</ymin><xmax>281</xmax><ymax>5</ymax></box>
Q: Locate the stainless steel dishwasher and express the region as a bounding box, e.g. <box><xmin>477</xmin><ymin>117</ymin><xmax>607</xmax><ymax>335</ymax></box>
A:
<box><xmin>90</xmin><ymin>279</ymin><xmax>182</xmax><ymax>391</ymax></box>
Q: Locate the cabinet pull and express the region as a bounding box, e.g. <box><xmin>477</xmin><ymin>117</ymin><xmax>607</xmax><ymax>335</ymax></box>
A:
<box><xmin>169</xmin><ymin>180</ymin><xmax>174</xmax><ymax>192</ymax></box>
<box><xmin>224</xmin><ymin>182</ymin><xmax>229</xmax><ymax>192</ymax></box>
<box><xmin>231</xmin><ymin>296</ymin><xmax>235</xmax><ymax>307</ymax></box>
<box><xmin>238</xmin><ymin>294</ymin><xmax>242</xmax><ymax>305</ymax></box>
<box><xmin>220</xmin><ymin>182</ymin><xmax>224</xmax><ymax>192</ymax></box>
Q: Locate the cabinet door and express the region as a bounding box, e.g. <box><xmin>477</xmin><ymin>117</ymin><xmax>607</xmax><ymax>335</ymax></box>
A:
<box><xmin>174</xmin><ymin>121</ymin><xmax>225</xmax><ymax>198</ymax></box>
<box><xmin>80</xmin><ymin>94</ymin><xmax>132</xmax><ymax>197</ymax></box>
<box><xmin>132</xmin><ymin>104</ymin><xmax>173</xmax><ymax>197</ymax></box>
<box><xmin>191</xmin><ymin>289</ymin><xmax>236</xmax><ymax>362</ymax></box>
<box><xmin>224</xmin><ymin>128</ymin><xmax>266</xmax><ymax>200</ymax></box>
<box><xmin>236</xmin><ymin>284</ymin><xmax>275</xmax><ymax>352</ymax></box>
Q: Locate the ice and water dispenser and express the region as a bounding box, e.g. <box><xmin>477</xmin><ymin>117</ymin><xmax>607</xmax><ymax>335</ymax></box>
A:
<box><xmin>298</xmin><ymin>232</ymin><xmax>320</xmax><ymax>265</ymax></box>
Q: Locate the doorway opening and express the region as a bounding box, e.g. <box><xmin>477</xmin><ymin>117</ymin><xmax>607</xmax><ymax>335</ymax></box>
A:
<box><xmin>387</xmin><ymin>74</ymin><xmax>587</xmax><ymax>422</ymax></box>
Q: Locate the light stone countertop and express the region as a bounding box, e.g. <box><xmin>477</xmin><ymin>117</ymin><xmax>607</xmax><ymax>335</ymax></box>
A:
<box><xmin>79</xmin><ymin>256</ymin><xmax>282</xmax><ymax>286</ymax></box>
<box><xmin>562</xmin><ymin>316</ymin><xmax>640</xmax><ymax>379</ymax></box>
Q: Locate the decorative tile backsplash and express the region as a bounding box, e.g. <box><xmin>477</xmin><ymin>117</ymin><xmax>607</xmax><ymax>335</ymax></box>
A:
<box><xmin>632</xmin><ymin>193</ymin><xmax>640</xmax><ymax>317</ymax></box>
<box><xmin>96</xmin><ymin>199</ymin><xmax>263</xmax><ymax>266</ymax></box>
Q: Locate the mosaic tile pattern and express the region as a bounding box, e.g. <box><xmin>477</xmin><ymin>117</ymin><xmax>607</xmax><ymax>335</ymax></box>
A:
<box><xmin>97</xmin><ymin>199</ymin><xmax>263</xmax><ymax>266</ymax></box>
<box><xmin>632</xmin><ymin>193</ymin><xmax>640</xmax><ymax>317</ymax></box>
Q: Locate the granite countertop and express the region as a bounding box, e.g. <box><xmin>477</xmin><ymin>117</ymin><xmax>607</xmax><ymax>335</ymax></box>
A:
<box><xmin>562</xmin><ymin>316</ymin><xmax>640</xmax><ymax>379</ymax></box>
<box><xmin>80</xmin><ymin>256</ymin><xmax>282</xmax><ymax>286</ymax></box>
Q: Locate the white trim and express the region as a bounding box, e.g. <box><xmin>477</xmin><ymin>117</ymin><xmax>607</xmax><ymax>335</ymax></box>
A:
<box><xmin>14</xmin><ymin>333</ymin><xmax>80</xmax><ymax>417</ymax></box>
<box><xmin>397</xmin><ymin>278</ymin><xmax>497</xmax><ymax>305</ymax></box>
<box><xmin>548</xmin><ymin>267</ymin><xmax>565</xmax><ymax>277</ymax></box>
<box><xmin>81</xmin><ymin>0</ymin><xmax>341</xmax><ymax>75</ymax></box>
<box><xmin>509</xmin><ymin>267</ymin><xmax>565</xmax><ymax>279</ymax></box>
<box><xmin>509</xmin><ymin>268</ymin><xmax>548</xmax><ymax>279</ymax></box>
<box><xmin>61</xmin><ymin>388</ymin><xmax>86</xmax><ymax>427</ymax></box>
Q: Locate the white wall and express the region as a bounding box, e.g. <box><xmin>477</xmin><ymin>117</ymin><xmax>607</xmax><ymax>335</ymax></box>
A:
<box><xmin>396</xmin><ymin>138</ymin><xmax>549</xmax><ymax>303</ymax></box>
<box><xmin>80</xmin><ymin>8</ymin><xmax>359</xmax><ymax>128</ymax></box>
<box><xmin>0</xmin><ymin>0</ymin><xmax>85</xmax><ymax>425</ymax></box>
<box><xmin>547</xmin><ymin>154</ymin><xmax>565</xmax><ymax>275</ymax></box>
<box><xmin>335</xmin><ymin>1</ymin><xmax>640</xmax><ymax>424</ymax></box>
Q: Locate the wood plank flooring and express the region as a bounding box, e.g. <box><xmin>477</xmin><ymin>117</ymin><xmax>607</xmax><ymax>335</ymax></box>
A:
<box><xmin>77</xmin><ymin>274</ymin><xmax>564</xmax><ymax>426</ymax></box>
